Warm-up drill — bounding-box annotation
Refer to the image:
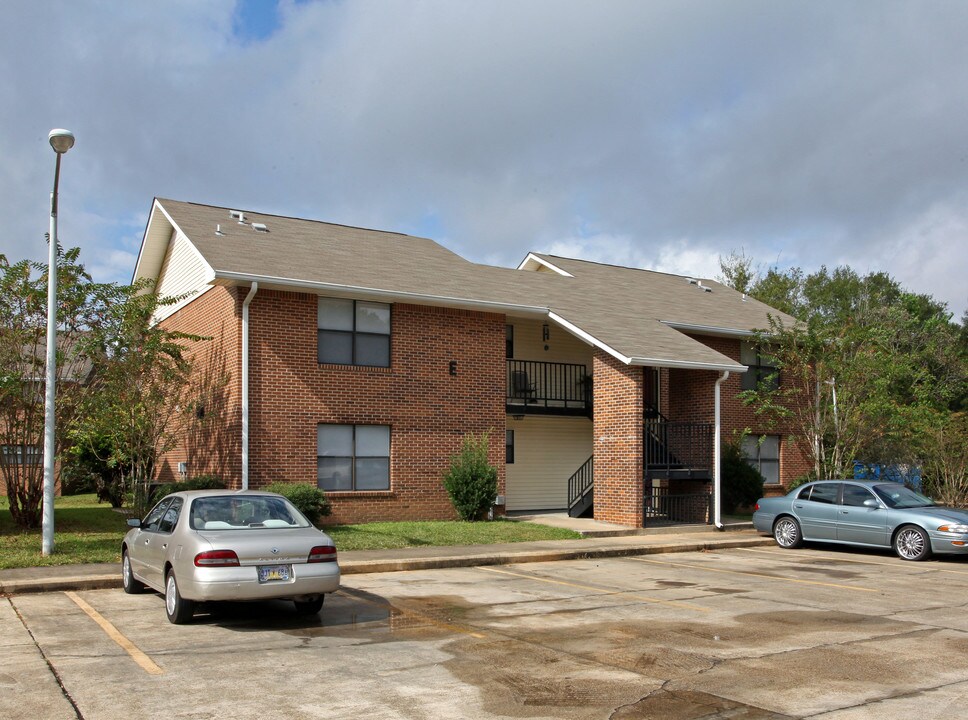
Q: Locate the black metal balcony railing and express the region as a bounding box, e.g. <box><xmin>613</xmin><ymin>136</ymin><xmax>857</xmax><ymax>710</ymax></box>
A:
<box><xmin>506</xmin><ymin>360</ymin><xmax>592</xmax><ymax>416</ymax></box>
<box><xmin>644</xmin><ymin>417</ymin><xmax>713</xmax><ymax>479</ymax></box>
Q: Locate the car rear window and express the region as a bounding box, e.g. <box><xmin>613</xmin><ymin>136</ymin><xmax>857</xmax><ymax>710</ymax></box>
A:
<box><xmin>189</xmin><ymin>496</ymin><xmax>311</xmax><ymax>530</ymax></box>
<box><xmin>806</xmin><ymin>483</ymin><xmax>840</xmax><ymax>504</ymax></box>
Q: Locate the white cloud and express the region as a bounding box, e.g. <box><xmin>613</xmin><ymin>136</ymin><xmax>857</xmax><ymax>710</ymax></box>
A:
<box><xmin>1</xmin><ymin>0</ymin><xmax>966</xmax><ymax>317</ymax></box>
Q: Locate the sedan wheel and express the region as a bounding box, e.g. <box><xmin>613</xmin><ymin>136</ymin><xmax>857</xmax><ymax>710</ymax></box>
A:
<box><xmin>294</xmin><ymin>596</ymin><xmax>325</xmax><ymax>616</ymax></box>
<box><xmin>121</xmin><ymin>551</ymin><xmax>144</xmax><ymax>594</ymax></box>
<box><xmin>894</xmin><ymin>525</ymin><xmax>931</xmax><ymax>561</ymax></box>
<box><xmin>165</xmin><ymin>571</ymin><xmax>196</xmax><ymax>624</ymax></box>
<box><xmin>773</xmin><ymin>517</ymin><xmax>803</xmax><ymax>549</ymax></box>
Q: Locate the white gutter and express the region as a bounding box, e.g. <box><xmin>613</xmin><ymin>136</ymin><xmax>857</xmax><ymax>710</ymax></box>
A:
<box><xmin>713</xmin><ymin>371</ymin><xmax>730</xmax><ymax>530</ymax></box>
<box><xmin>241</xmin><ymin>282</ymin><xmax>258</xmax><ymax>490</ymax></box>
<box><xmin>214</xmin><ymin>270</ymin><xmax>548</xmax><ymax>317</ymax></box>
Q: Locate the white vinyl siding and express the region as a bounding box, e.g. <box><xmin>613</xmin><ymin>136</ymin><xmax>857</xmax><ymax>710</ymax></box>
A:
<box><xmin>508</xmin><ymin>318</ymin><xmax>592</xmax><ymax>367</ymax></box>
<box><xmin>505</xmin><ymin>416</ymin><xmax>593</xmax><ymax>511</ymax></box>
<box><xmin>153</xmin><ymin>230</ymin><xmax>213</xmax><ymax>322</ymax></box>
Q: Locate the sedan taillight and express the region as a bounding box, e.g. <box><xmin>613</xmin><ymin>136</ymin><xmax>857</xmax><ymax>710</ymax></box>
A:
<box><xmin>194</xmin><ymin>549</ymin><xmax>241</xmax><ymax>567</ymax></box>
<box><xmin>308</xmin><ymin>546</ymin><xmax>337</xmax><ymax>563</ymax></box>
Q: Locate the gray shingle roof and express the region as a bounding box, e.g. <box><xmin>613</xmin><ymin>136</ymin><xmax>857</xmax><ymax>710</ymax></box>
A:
<box><xmin>141</xmin><ymin>199</ymin><xmax>795</xmax><ymax>370</ymax></box>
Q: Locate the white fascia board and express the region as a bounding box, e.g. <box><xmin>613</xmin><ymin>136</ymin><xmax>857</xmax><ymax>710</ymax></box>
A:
<box><xmin>547</xmin><ymin>312</ymin><xmax>630</xmax><ymax>364</ymax></box>
<box><xmin>628</xmin><ymin>356</ymin><xmax>748</xmax><ymax>372</ymax></box>
<box><xmin>516</xmin><ymin>253</ymin><xmax>574</xmax><ymax>276</ymax></box>
<box><xmin>661</xmin><ymin>320</ymin><xmax>758</xmax><ymax>338</ymax></box>
<box><xmin>132</xmin><ymin>199</ymin><xmax>216</xmax><ymax>286</ymax></box>
<box><xmin>212</xmin><ymin>270</ymin><xmax>550</xmax><ymax>316</ymax></box>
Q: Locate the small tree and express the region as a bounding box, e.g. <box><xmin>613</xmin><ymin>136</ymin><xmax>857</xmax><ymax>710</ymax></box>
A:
<box><xmin>74</xmin><ymin>282</ymin><xmax>206</xmax><ymax>514</ymax></box>
<box><xmin>720</xmin><ymin>438</ymin><xmax>765</xmax><ymax>514</ymax></box>
<box><xmin>442</xmin><ymin>431</ymin><xmax>498</xmax><ymax>521</ymax></box>
<box><xmin>0</xmin><ymin>248</ymin><xmax>112</xmax><ymax>528</ymax></box>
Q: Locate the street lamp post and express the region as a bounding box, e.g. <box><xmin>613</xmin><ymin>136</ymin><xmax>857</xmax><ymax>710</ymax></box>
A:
<box><xmin>42</xmin><ymin>128</ymin><xmax>75</xmax><ymax>556</ymax></box>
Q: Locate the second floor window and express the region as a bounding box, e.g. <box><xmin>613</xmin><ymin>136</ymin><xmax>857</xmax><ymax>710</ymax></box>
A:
<box><xmin>318</xmin><ymin>297</ymin><xmax>391</xmax><ymax>367</ymax></box>
<box><xmin>740</xmin><ymin>342</ymin><xmax>779</xmax><ymax>391</ymax></box>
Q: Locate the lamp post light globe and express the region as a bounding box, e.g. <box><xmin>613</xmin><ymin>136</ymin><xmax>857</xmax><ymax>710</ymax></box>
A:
<box><xmin>48</xmin><ymin>129</ymin><xmax>75</xmax><ymax>155</ymax></box>
<box><xmin>42</xmin><ymin>128</ymin><xmax>75</xmax><ymax>556</ymax></box>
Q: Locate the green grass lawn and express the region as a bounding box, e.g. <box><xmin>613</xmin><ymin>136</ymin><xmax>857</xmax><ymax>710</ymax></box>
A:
<box><xmin>0</xmin><ymin>493</ymin><xmax>582</xmax><ymax>570</ymax></box>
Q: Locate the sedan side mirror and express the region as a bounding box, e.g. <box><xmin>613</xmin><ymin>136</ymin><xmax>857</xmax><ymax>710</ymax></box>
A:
<box><xmin>863</xmin><ymin>499</ymin><xmax>880</xmax><ymax>509</ymax></box>
<box><xmin>127</xmin><ymin>518</ymin><xmax>142</xmax><ymax>528</ymax></box>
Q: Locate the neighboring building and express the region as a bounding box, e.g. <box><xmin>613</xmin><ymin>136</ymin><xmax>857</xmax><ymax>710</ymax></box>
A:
<box><xmin>134</xmin><ymin>198</ymin><xmax>808</xmax><ymax>527</ymax></box>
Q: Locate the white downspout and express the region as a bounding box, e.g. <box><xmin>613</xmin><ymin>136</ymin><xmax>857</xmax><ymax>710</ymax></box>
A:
<box><xmin>713</xmin><ymin>371</ymin><xmax>730</xmax><ymax>530</ymax></box>
<box><xmin>241</xmin><ymin>282</ymin><xmax>258</xmax><ymax>490</ymax></box>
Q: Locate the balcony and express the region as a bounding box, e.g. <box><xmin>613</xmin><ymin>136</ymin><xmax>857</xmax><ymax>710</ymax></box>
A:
<box><xmin>506</xmin><ymin>360</ymin><xmax>592</xmax><ymax>417</ymax></box>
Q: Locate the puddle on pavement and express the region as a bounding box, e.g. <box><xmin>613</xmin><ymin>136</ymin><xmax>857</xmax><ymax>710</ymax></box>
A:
<box><xmin>612</xmin><ymin>689</ymin><xmax>794</xmax><ymax>719</ymax></box>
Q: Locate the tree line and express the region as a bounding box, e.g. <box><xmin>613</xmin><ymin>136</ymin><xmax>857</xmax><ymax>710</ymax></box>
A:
<box><xmin>720</xmin><ymin>251</ymin><xmax>968</xmax><ymax>503</ymax></box>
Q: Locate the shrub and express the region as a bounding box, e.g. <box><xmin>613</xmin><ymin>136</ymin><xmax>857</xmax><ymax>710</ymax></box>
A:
<box><xmin>442</xmin><ymin>431</ymin><xmax>498</xmax><ymax>521</ymax></box>
<box><xmin>720</xmin><ymin>440</ymin><xmax>765</xmax><ymax>514</ymax></box>
<box><xmin>151</xmin><ymin>474</ymin><xmax>226</xmax><ymax>503</ymax></box>
<box><xmin>264</xmin><ymin>482</ymin><xmax>331</xmax><ymax>525</ymax></box>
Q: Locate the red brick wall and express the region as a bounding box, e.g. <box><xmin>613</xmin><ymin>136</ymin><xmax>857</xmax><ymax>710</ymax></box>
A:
<box><xmin>247</xmin><ymin>292</ymin><xmax>506</xmax><ymax>523</ymax></box>
<box><xmin>668</xmin><ymin>335</ymin><xmax>811</xmax><ymax>487</ymax></box>
<box><xmin>158</xmin><ymin>286</ymin><xmax>243</xmax><ymax>486</ymax></box>
<box><xmin>592</xmin><ymin>350</ymin><xmax>644</xmax><ymax>526</ymax></box>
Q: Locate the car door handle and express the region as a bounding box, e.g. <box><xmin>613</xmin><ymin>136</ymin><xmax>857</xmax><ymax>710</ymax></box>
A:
<box><xmin>840</xmin><ymin>510</ymin><xmax>849</xmax><ymax>514</ymax></box>
<box><xmin>794</xmin><ymin>504</ymin><xmax>804</xmax><ymax>509</ymax></box>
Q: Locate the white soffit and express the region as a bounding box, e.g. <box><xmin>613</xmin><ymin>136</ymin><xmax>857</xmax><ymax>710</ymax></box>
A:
<box><xmin>133</xmin><ymin>199</ymin><xmax>215</xmax><ymax>286</ymax></box>
<box><xmin>516</xmin><ymin>253</ymin><xmax>574</xmax><ymax>276</ymax></box>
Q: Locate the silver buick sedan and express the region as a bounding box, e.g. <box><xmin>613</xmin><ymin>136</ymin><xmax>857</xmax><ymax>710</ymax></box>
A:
<box><xmin>122</xmin><ymin>490</ymin><xmax>340</xmax><ymax>623</ymax></box>
<box><xmin>753</xmin><ymin>480</ymin><xmax>968</xmax><ymax>561</ymax></box>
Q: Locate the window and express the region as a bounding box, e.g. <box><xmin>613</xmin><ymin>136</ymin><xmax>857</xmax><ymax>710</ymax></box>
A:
<box><xmin>842</xmin><ymin>484</ymin><xmax>877</xmax><ymax>507</ymax></box>
<box><xmin>142</xmin><ymin>498</ymin><xmax>172</xmax><ymax>532</ymax></box>
<box><xmin>741</xmin><ymin>435</ymin><xmax>780</xmax><ymax>484</ymax></box>
<box><xmin>158</xmin><ymin>497</ymin><xmax>183</xmax><ymax>533</ymax></box>
<box><xmin>1</xmin><ymin>444</ymin><xmax>41</xmax><ymax>466</ymax></box>
<box><xmin>506</xmin><ymin>325</ymin><xmax>514</xmax><ymax>359</ymax></box>
<box><xmin>506</xmin><ymin>430</ymin><xmax>515</xmax><ymax>464</ymax></box>
<box><xmin>317</xmin><ymin>297</ymin><xmax>391</xmax><ymax>367</ymax></box>
<box><xmin>806</xmin><ymin>482</ymin><xmax>841</xmax><ymax>505</ymax></box>
<box><xmin>740</xmin><ymin>342</ymin><xmax>779</xmax><ymax>391</ymax></box>
<box><xmin>318</xmin><ymin>424</ymin><xmax>390</xmax><ymax>491</ymax></box>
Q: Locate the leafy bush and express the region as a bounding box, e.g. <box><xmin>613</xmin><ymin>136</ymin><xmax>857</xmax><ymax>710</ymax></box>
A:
<box><xmin>263</xmin><ymin>482</ymin><xmax>331</xmax><ymax>524</ymax></box>
<box><xmin>720</xmin><ymin>440</ymin><xmax>765</xmax><ymax>513</ymax></box>
<box><xmin>151</xmin><ymin>474</ymin><xmax>226</xmax><ymax>503</ymax></box>
<box><xmin>442</xmin><ymin>432</ymin><xmax>498</xmax><ymax>521</ymax></box>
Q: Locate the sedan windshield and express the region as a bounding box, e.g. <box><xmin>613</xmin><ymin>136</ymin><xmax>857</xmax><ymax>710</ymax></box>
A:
<box><xmin>872</xmin><ymin>484</ymin><xmax>935</xmax><ymax>509</ymax></box>
<box><xmin>189</xmin><ymin>496</ymin><xmax>311</xmax><ymax>530</ymax></box>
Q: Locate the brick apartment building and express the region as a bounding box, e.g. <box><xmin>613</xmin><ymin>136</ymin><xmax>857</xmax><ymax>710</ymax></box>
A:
<box><xmin>134</xmin><ymin>198</ymin><xmax>808</xmax><ymax>527</ymax></box>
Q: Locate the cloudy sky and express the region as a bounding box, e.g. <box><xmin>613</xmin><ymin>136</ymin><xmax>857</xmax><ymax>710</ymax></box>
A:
<box><xmin>2</xmin><ymin>0</ymin><xmax>966</xmax><ymax>317</ymax></box>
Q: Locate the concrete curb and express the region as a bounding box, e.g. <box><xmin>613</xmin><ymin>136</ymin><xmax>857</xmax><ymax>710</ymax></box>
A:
<box><xmin>0</xmin><ymin>535</ymin><xmax>774</xmax><ymax>595</ymax></box>
<box><xmin>339</xmin><ymin>536</ymin><xmax>773</xmax><ymax>574</ymax></box>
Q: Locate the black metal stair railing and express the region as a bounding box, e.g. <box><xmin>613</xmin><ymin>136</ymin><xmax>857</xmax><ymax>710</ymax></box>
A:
<box><xmin>567</xmin><ymin>456</ymin><xmax>594</xmax><ymax>518</ymax></box>
<box><xmin>644</xmin><ymin>416</ymin><xmax>713</xmax><ymax>479</ymax></box>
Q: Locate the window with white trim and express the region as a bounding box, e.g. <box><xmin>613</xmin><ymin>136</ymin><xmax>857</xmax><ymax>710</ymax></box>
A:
<box><xmin>741</xmin><ymin>435</ymin><xmax>780</xmax><ymax>484</ymax></box>
<box><xmin>317</xmin><ymin>424</ymin><xmax>390</xmax><ymax>491</ymax></box>
<box><xmin>317</xmin><ymin>297</ymin><xmax>391</xmax><ymax>367</ymax></box>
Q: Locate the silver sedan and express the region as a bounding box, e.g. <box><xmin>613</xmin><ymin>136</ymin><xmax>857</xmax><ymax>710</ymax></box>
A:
<box><xmin>122</xmin><ymin>490</ymin><xmax>340</xmax><ymax>623</ymax></box>
<box><xmin>753</xmin><ymin>480</ymin><xmax>968</xmax><ymax>561</ymax></box>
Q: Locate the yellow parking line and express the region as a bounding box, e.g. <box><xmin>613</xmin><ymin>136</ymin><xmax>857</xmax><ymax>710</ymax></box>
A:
<box><xmin>629</xmin><ymin>557</ymin><xmax>877</xmax><ymax>593</ymax></box>
<box><xmin>736</xmin><ymin>547</ymin><xmax>968</xmax><ymax>577</ymax></box>
<box><xmin>478</xmin><ymin>566</ymin><xmax>710</xmax><ymax>612</ymax></box>
<box><xmin>65</xmin><ymin>592</ymin><xmax>164</xmax><ymax>675</ymax></box>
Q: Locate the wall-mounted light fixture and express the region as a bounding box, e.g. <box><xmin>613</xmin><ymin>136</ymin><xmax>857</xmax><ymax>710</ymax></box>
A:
<box><xmin>511</xmin><ymin>413</ymin><xmax>525</xmax><ymax>421</ymax></box>
<box><xmin>542</xmin><ymin>323</ymin><xmax>550</xmax><ymax>341</ymax></box>
<box><xmin>449</xmin><ymin>360</ymin><xmax>457</xmax><ymax>376</ymax></box>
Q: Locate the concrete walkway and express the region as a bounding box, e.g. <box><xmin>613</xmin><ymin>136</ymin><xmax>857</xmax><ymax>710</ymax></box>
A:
<box><xmin>0</xmin><ymin>523</ymin><xmax>772</xmax><ymax>595</ymax></box>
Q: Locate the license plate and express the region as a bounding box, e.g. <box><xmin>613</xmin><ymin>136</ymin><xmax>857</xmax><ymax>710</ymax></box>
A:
<box><xmin>258</xmin><ymin>564</ymin><xmax>292</xmax><ymax>583</ymax></box>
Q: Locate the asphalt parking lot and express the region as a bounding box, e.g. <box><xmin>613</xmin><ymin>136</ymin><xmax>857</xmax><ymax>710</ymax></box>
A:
<box><xmin>4</xmin><ymin>545</ymin><xmax>968</xmax><ymax>720</ymax></box>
